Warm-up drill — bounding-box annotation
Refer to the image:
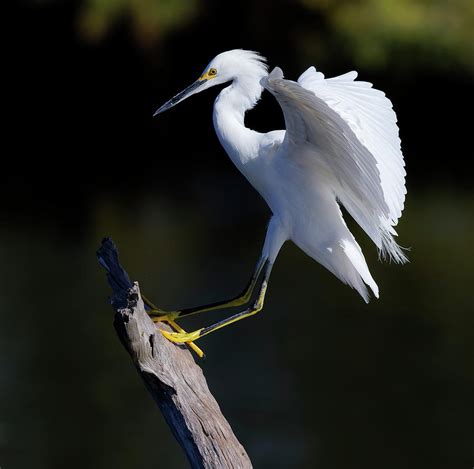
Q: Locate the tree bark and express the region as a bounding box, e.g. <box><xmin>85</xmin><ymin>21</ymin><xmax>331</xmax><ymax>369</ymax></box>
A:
<box><xmin>97</xmin><ymin>238</ymin><xmax>252</xmax><ymax>469</ymax></box>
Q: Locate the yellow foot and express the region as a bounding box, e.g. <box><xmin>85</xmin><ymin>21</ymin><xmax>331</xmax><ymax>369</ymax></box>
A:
<box><xmin>161</xmin><ymin>328</ymin><xmax>204</xmax><ymax>343</ymax></box>
<box><xmin>166</xmin><ymin>321</ymin><xmax>205</xmax><ymax>358</ymax></box>
<box><xmin>146</xmin><ymin>308</ymin><xmax>205</xmax><ymax>358</ymax></box>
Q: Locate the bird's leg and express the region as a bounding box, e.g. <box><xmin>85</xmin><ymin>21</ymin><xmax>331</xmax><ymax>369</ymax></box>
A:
<box><xmin>160</xmin><ymin>261</ymin><xmax>273</xmax><ymax>344</ymax></box>
<box><xmin>145</xmin><ymin>254</ymin><xmax>266</xmax><ymax>323</ymax></box>
<box><xmin>142</xmin><ymin>254</ymin><xmax>266</xmax><ymax>357</ymax></box>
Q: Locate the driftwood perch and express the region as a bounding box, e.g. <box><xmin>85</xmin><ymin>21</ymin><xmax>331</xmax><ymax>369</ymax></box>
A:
<box><xmin>97</xmin><ymin>238</ymin><xmax>251</xmax><ymax>468</ymax></box>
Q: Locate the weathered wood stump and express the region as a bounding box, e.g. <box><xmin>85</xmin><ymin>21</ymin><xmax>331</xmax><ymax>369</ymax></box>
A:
<box><xmin>97</xmin><ymin>238</ymin><xmax>252</xmax><ymax>468</ymax></box>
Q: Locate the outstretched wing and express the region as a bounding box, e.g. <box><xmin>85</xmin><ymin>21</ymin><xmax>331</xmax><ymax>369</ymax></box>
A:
<box><xmin>261</xmin><ymin>67</ymin><xmax>407</xmax><ymax>262</ymax></box>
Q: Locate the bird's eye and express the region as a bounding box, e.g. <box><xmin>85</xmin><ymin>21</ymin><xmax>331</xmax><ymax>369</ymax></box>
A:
<box><xmin>209</xmin><ymin>68</ymin><xmax>217</xmax><ymax>76</ymax></box>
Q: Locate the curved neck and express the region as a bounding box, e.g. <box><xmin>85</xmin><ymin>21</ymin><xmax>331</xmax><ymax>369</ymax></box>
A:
<box><xmin>213</xmin><ymin>76</ymin><xmax>264</xmax><ymax>166</ymax></box>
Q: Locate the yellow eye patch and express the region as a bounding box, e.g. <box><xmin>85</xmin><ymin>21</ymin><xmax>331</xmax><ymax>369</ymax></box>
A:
<box><xmin>199</xmin><ymin>68</ymin><xmax>218</xmax><ymax>81</ymax></box>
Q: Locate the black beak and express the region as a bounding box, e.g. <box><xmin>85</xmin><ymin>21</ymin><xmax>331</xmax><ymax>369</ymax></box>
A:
<box><xmin>153</xmin><ymin>79</ymin><xmax>208</xmax><ymax>116</ymax></box>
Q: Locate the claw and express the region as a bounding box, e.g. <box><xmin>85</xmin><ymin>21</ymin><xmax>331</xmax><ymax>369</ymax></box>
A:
<box><xmin>161</xmin><ymin>328</ymin><xmax>204</xmax><ymax>343</ymax></box>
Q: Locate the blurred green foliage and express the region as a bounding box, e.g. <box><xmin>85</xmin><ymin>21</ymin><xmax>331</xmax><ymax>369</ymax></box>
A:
<box><xmin>70</xmin><ymin>0</ymin><xmax>474</xmax><ymax>71</ymax></box>
<box><xmin>78</xmin><ymin>0</ymin><xmax>198</xmax><ymax>44</ymax></box>
<box><xmin>302</xmin><ymin>0</ymin><xmax>474</xmax><ymax>70</ymax></box>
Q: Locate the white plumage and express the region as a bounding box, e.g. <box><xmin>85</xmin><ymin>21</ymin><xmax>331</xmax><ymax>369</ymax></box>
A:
<box><xmin>155</xmin><ymin>49</ymin><xmax>407</xmax><ymax>303</ymax></box>
<box><xmin>263</xmin><ymin>64</ymin><xmax>407</xmax><ymax>265</ymax></box>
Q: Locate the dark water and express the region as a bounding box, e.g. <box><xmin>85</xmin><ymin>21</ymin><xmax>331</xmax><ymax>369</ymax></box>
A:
<box><xmin>1</xmin><ymin>187</ymin><xmax>473</xmax><ymax>469</ymax></box>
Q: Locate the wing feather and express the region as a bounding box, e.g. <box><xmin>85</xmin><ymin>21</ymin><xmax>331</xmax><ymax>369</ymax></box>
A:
<box><xmin>262</xmin><ymin>66</ymin><xmax>407</xmax><ymax>262</ymax></box>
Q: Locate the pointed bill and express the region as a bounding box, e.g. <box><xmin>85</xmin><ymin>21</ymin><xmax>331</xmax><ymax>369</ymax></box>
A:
<box><xmin>153</xmin><ymin>79</ymin><xmax>208</xmax><ymax>116</ymax></box>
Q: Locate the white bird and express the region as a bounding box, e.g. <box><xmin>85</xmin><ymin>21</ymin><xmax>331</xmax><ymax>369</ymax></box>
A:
<box><xmin>149</xmin><ymin>49</ymin><xmax>407</xmax><ymax>348</ymax></box>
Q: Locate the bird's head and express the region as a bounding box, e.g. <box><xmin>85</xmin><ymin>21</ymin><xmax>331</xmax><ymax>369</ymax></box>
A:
<box><xmin>154</xmin><ymin>49</ymin><xmax>267</xmax><ymax>116</ymax></box>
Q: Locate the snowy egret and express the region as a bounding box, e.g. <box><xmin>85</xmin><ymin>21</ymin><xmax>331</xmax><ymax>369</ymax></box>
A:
<box><xmin>149</xmin><ymin>49</ymin><xmax>407</xmax><ymax>347</ymax></box>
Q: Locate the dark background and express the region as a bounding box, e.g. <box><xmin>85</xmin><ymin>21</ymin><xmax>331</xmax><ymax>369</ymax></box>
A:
<box><xmin>2</xmin><ymin>1</ymin><xmax>473</xmax><ymax>468</ymax></box>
